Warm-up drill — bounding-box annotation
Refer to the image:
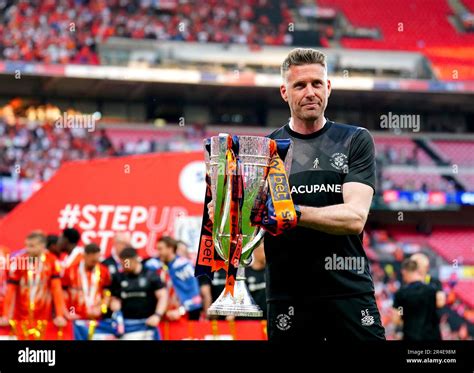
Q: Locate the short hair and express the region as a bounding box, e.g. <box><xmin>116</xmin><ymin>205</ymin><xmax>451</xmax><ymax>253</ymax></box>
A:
<box><xmin>46</xmin><ymin>234</ymin><xmax>58</xmax><ymax>248</ymax></box>
<box><xmin>176</xmin><ymin>240</ymin><xmax>188</xmax><ymax>247</ymax></box>
<box><xmin>281</xmin><ymin>48</ymin><xmax>327</xmax><ymax>79</ymax></box>
<box><xmin>158</xmin><ymin>236</ymin><xmax>178</xmax><ymax>253</ymax></box>
<box><xmin>410</xmin><ymin>253</ymin><xmax>430</xmax><ymax>270</ymax></box>
<box><xmin>119</xmin><ymin>247</ymin><xmax>138</xmax><ymax>260</ymax></box>
<box><xmin>114</xmin><ymin>232</ymin><xmax>130</xmax><ymax>244</ymax></box>
<box><xmin>84</xmin><ymin>243</ymin><xmax>101</xmax><ymax>255</ymax></box>
<box><xmin>26</xmin><ymin>232</ymin><xmax>47</xmax><ymax>245</ymax></box>
<box><xmin>62</xmin><ymin>228</ymin><xmax>81</xmax><ymax>245</ymax></box>
<box><xmin>401</xmin><ymin>259</ymin><xmax>418</xmax><ymax>273</ymax></box>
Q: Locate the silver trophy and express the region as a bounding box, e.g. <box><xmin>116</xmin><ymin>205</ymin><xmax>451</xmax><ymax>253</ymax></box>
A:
<box><xmin>205</xmin><ymin>134</ymin><xmax>292</xmax><ymax>317</ymax></box>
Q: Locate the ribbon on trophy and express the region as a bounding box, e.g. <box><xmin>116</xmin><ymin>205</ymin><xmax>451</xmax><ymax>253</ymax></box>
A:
<box><xmin>194</xmin><ymin>138</ymin><xmax>225</xmax><ymax>280</ymax></box>
<box><xmin>250</xmin><ymin>138</ymin><xmax>297</xmax><ymax>235</ymax></box>
<box><xmin>224</xmin><ymin>135</ymin><xmax>243</xmax><ymax>296</ymax></box>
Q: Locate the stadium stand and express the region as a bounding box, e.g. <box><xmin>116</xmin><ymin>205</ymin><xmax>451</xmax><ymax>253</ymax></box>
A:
<box><xmin>390</xmin><ymin>227</ymin><xmax>474</xmax><ymax>265</ymax></box>
<box><xmin>431</xmin><ymin>140</ymin><xmax>474</xmax><ymax>166</ymax></box>
<box><xmin>375</xmin><ymin>136</ymin><xmax>435</xmax><ymax>166</ymax></box>
<box><xmin>317</xmin><ymin>0</ymin><xmax>474</xmax><ymax>79</ymax></box>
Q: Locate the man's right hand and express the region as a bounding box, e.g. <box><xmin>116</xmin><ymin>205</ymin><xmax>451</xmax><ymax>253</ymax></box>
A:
<box><xmin>207</xmin><ymin>201</ymin><xmax>214</xmax><ymax>222</ymax></box>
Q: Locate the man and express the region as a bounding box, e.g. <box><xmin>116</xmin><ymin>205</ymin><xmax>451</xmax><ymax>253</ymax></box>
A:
<box><xmin>210</xmin><ymin>48</ymin><xmax>384</xmax><ymax>341</ymax></box>
<box><xmin>62</xmin><ymin>243</ymin><xmax>111</xmax><ymax>320</ymax></box>
<box><xmin>176</xmin><ymin>240</ymin><xmax>190</xmax><ymax>259</ymax></box>
<box><xmin>46</xmin><ymin>234</ymin><xmax>61</xmax><ymax>258</ymax></box>
<box><xmin>392</xmin><ymin>259</ymin><xmax>443</xmax><ymax>341</ymax></box>
<box><xmin>245</xmin><ymin>243</ymin><xmax>266</xmax><ymax>320</ymax></box>
<box><xmin>0</xmin><ymin>232</ymin><xmax>67</xmax><ymax>329</ymax></box>
<box><xmin>110</xmin><ymin>247</ymin><xmax>167</xmax><ymax>327</ymax></box>
<box><xmin>410</xmin><ymin>252</ymin><xmax>445</xmax><ymax>306</ymax></box>
<box><xmin>155</xmin><ymin>236</ymin><xmax>203</xmax><ymax>321</ymax></box>
<box><xmin>102</xmin><ymin>232</ymin><xmax>130</xmax><ymax>284</ymax></box>
<box><xmin>58</xmin><ymin>228</ymin><xmax>83</xmax><ymax>272</ymax></box>
<box><xmin>197</xmin><ymin>268</ymin><xmax>226</xmax><ymax>319</ymax></box>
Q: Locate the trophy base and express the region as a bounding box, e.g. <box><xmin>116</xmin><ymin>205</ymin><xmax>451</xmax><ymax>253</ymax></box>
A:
<box><xmin>207</xmin><ymin>303</ymin><xmax>263</xmax><ymax>318</ymax></box>
<box><xmin>207</xmin><ymin>269</ymin><xmax>263</xmax><ymax>318</ymax></box>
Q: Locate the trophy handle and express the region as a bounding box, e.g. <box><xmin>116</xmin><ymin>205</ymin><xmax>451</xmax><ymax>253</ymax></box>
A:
<box><xmin>241</xmin><ymin>228</ymin><xmax>264</xmax><ymax>263</ymax></box>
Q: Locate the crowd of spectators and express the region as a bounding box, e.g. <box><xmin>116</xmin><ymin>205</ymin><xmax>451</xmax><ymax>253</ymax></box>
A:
<box><xmin>0</xmin><ymin>100</ymin><xmax>114</xmax><ymax>181</ymax></box>
<box><xmin>0</xmin><ymin>99</ymin><xmax>207</xmax><ymax>182</ymax></box>
<box><xmin>0</xmin><ymin>0</ymin><xmax>295</xmax><ymax>65</ymax></box>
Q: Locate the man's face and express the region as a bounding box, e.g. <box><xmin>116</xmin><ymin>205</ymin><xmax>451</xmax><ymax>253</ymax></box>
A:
<box><xmin>47</xmin><ymin>243</ymin><xmax>61</xmax><ymax>256</ymax></box>
<box><xmin>121</xmin><ymin>257</ymin><xmax>138</xmax><ymax>273</ymax></box>
<box><xmin>156</xmin><ymin>241</ymin><xmax>172</xmax><ymax>263</ymax></box>
<box><xmin>57</xmin><ymin>235</ymin><xmax>69</xmax><ymax>251</ymax></box>
<box><xmin>280</xmin><ymin>64</ymin><xmax>331</xmax><ymax>123</ymax></box>
<box><xmin>84</xmin><ymin>252</ymin><xmax>101</xmax><ymax>269</ymax></box>
<box><xmin>114</xmin><ymin>239</ymin><xmax>128</xmax><ymax>255</ymax></box>
<box><xmin>25</xmin><ymin>238</ymin><xmax>45</xmax><ymax>257</ymax></box>
<box><xmin>176</xmin><ymin>242</ymin><xmax>188</xmax><ymax>258</ymax></box>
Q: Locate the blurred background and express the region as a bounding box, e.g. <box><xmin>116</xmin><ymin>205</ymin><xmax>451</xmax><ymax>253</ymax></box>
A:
<box><xmin>0</xmin><ymin>0</ymin><xmax>473</xmax><ymax>340</ymax></box>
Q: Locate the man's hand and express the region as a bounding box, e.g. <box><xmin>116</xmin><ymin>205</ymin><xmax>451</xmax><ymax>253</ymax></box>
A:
<box><xmin>145</xmin><ymin>314</ymin><xmax>161</xmax><ymax>327</ymax></box>
<box><xmin>53</xmin><ymin>316</ymin><xmax>67</xmax><ymax>328</ymax></box>
<box><xmin>165</xmin><ymin>309</ymin><xmax>182</xmax><ymax>321</ymax></box>
<box><xmin>109</xmin><ymin>297</ymin><xmax>121</xmax><ymax>312</ymax></box>
<box><xmin>207</xmin><ymin>201</ymin><xmax>214</xmax><ymax>222</ymax></box>
<box><xmin>87</xmin><ymin>306</ymin><xmax>102</xmax><ymax>319</ymax></box>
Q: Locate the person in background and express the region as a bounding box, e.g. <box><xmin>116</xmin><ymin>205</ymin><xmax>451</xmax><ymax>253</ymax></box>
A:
<box><xmin>198</xmin><ymin>275</ymin><xmax>213</xmax><ymax>318</ymax></box>
<box><xmin>245</xmin><ymin>242</ymin><xmax>267</xmax><ymax>319</ymax></box>
<box><xmin>196</xmin><ymin>268</ymin><xmax>227</xmax><ymax>320</ymax></box>
<box><xmin>0</xmin><ymin>232</ymin><xmax>67</xmax><ymax>329</ymax></box>
<box><xmin>58</xmin><ymin>228</ymin><xmax>83</xmax><ymax>271</ymax></box>
<box><xmin>176</xmin><ymin>240</ymin><xmax>192</xmax><ymax>261</ymax></box>
<box><xmin>392</xmin><ymin>259</ymin><xmax>444</xmax><ymax>341</ymax></box>
<box><xmin>46</xmin><ymin>234</ymin><xmax>61</xmax><ymax>258</ymax></box>
<box><xmin>110</xmin><ymin>247</ymin><xmax>168</xmax><ymax>327</ymax></box>
<box><xmin>102</xmin><ymin>233</ymin><xmax>130</xmax><ymax>284</ymax></box>
<box><xmin>62</xmin><ymin>243</ymin><xmax>111</xmax><ymax>320</ymax></box>
<box><xmin>410</xmin><ymin>252</ymin><xmax>445</xmax><ymax>304</ymax></box>
<box><xmin>152</xmin><ymin>240</ymin><xmax>212</xmax><ymax>318</ymax></box>
<box><xmin>155</xmin><ymin>236</ymin><xmax>203</xmax><ymax>321</ymax></box>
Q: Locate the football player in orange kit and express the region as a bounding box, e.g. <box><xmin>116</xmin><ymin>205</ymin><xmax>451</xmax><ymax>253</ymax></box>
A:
<box><xmin>0</xmin><ymin>231</ymin><xmax>67</xmax><ymax>336</ymax></box>
<box><xmin>63</xmin><ymin>243</ymin><xmax>111</xmax><ymax>320</ymax></box>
